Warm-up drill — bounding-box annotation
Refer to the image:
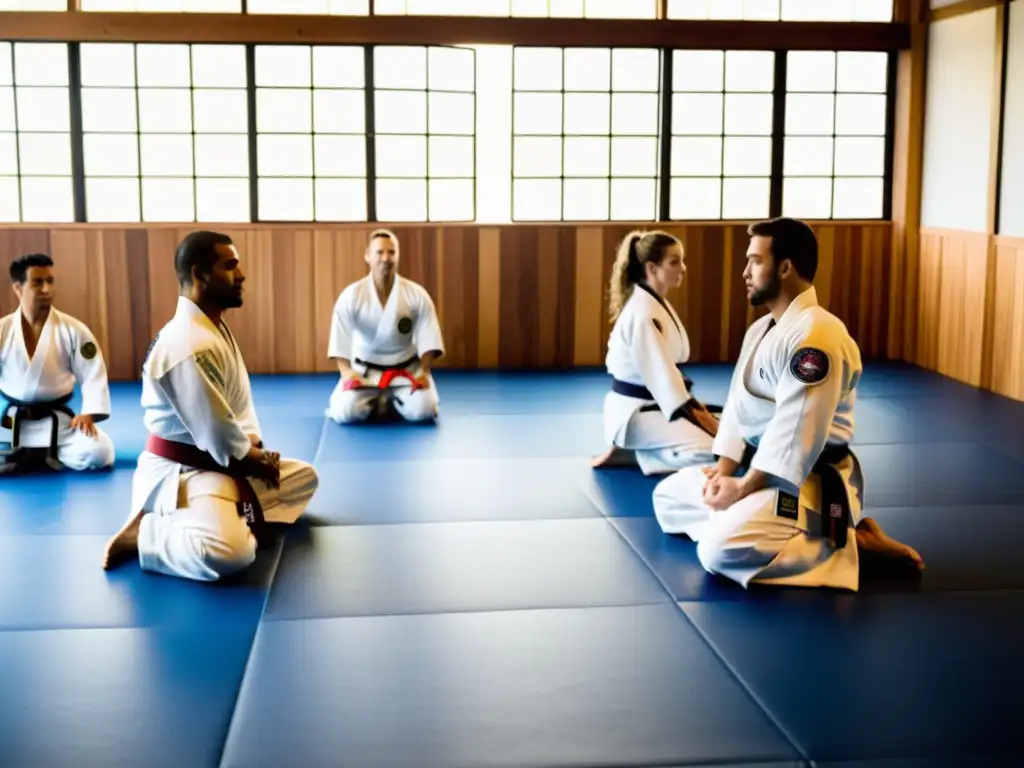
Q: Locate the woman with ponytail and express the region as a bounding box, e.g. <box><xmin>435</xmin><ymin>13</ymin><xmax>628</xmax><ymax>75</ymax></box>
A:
<box><xmin>593</xmin><ymin>230</ymin><xmax>720</xmax><ymax>475</ymax></box>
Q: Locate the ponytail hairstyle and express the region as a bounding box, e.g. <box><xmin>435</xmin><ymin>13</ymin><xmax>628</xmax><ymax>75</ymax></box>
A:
<box><xmin>607</xmin><ymin>229</ymin><xmax>682</xmax><ymax>323</ymax></box>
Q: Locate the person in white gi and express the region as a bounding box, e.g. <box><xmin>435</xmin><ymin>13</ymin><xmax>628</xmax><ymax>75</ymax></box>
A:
<box><xmin>0</xmin><ymin>253</ymin><xmax>114</xmax><ymax>472</ymax></box>
<box><xmin>101</xmin><ymin>231</ymin><xmax>319</xmax><ymax>582</ymax></box>
<box><xmin>652</xmin><ymin>218</ymin><xmax>924</xmax><ymax>591</ymax></box>
<box><xmin>326</xmin><ymin>229</ymin><xmax>445</xmax><ymax>424</ymax></box>
<box><xmin>592</xmin><ymin>230</ymin><xmax>719</xmax><ymax>476</ymax></box>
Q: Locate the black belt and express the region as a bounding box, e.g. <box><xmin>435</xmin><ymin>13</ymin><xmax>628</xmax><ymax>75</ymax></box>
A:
<box><xmin>611</xmin><ymin>376</ymin><xmax>723</xmax><ymax>419</ymax></box>
<box><xmin>740</xmin><ymin>441</ymin><xmax>854</xmax><ymax>549</ymax></box>
<box><xmin>0</xmin><ymin>390</ymin><xmax>75</xmax><ymax>471</ymax></box>
<box><xmin>355</xmin><ymin>355</ymin><xmax>419</xmax><ymax>373</ymax></box>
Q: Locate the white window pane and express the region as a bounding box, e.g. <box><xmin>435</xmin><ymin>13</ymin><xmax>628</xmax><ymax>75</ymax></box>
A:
<box><xmin>514</xmin><ymin>93</ymin><xmax>562</xmax><ymax>135</ymax></box>
<box><xmin>611</xmin><ymin>93</ymin><xmax>659</xmax><ymax>136</ymax></box>
<box><xmin>329</xmin><ymin>0</ymin><xmax>369</xmax><ymax>11</ymax></box>
<box><xmin>196</xmin><ymin>178</ymin><xmax>249</xmax><ymax>222</ymax></box>
<box><xmin>855</xmin><ymin>0</ymin><xmax>892</xmax><ymax>22</ymax></box>
<box><xmin>550</xmin><ymin>0</ymin><xmax>584</xmax><ymax>16</ymax></box>
<box><xmin>744</xmin><ymin>0</ymin><xmax>781</xmax><ymax>20</ymax></box>
<box><xmin>0</xmin><ymin>134</ymin><xmax>16</xmax><ymax>174</ymax></box>
<box><xmin>723</xmin><ymin>136</ymin><xmax>771</xmax><ymax>176</ymax></box>
<box><xmin>673</xmin><ymin>51</ymin><xmax>724</xmax><ymax>92</ymax></box>
<box><xmin>428</xmin><ymin>178</ymin><xmax>473</xmax><ymax>221</ymax></box>
<box><xmin>564</xmin><ymin>49</ymin><xmax>610</xmax><ymax>91</ymax></box>
<box><xmin>610</xmin><ymin>178</ymin><xmax>656</xmax><ymax>220</ymax></box>
<box><xmin>585</xmin><ymin>0</ymin><xmax>656</xmax><ymax>18</ymax></box>
<box><xmin>512</xmin><ymin>0</ymin><xmax>547</xmax><ymax>14</ymax></box>
<box><xmin>513</xmin><ymin>178</ymin><xmax>561</xmax><ymax>220</ymax></box>
<box><xmin>141</xmin><ymin>135</ymin><xmax>194</xmax><ymax>177</ymax></box>
<box><xmin>16</xmin><ymin>88</ymin><xmax>71</xmax><ymax>132</ymax></box>
<box><xmin>136</xmin><ymin>45</ymin><xmax>191</xmax><ymax>87</ymax></box>
<box><xmin>84</xmin><ymin>134</ymin><xmax>139</xmax><ymax>176</ymax></box>
<box><xmin>82</xmin><ymin>88</ymin><xmax>137</xmax><ymax>132</ymax></box>
<box><xmin>428</xmin><ymin>92</ymin><xmax>474</xmax><ymax>135</ymax></box>
<box><xmin>667</xmin><ymin>0</ymin><xmax>709</xmax><ymax>18</ymax></box>
<box><xmin>514</xmin><ymin>48</ymin><xmax>562</xmax><ymax>91</ymax></box>
<box><xmin>375</xmin><ymin>91</ymin><xmax>426</xmax><ymax>134</ymax></box>
<box><xmin>0</xmin><ymin>89</ymin><xmax>13</xmax><ymax>132</ymax></box>
<box><xmin>255</xmin><ymin>46</ymin><xmax>312</xmax><ymax>88</ymax></box>
<box><xmin>257</xmin><ymin>90</ymin><xmax>312</xmax><ymax>133</ymax></box>
<box><xmin>722</xmin><ymin>177</ymin><xmax>770</xmax><ymax>219</ymax></box>
<box><xmin>86</xmin><ymin>178</ymin><xmax>140</xmax><ymax>222</ymax></box>
<box><xmin>784</xmin><ymin>136</ymin><xmax>833</xmax><ymax>176</ymax></box>
<box><xmin>672</xmin><ymin>93</ymin><xmax>723</xmax><ymax>135</ymax></box>
<box><xmin>376</xmin><ymin>178</ymin><xmax>427</xmax><ymax>221</ymax></box>
<box><xmin>783</xmin><ymin>177</ymin><xmax>832</xmax><ymax>218</ymax></box>
<box><xmin>0</xmin><ymin>0</ymin><xmax>66</xmax><ymax>7</ymax></box>
<box><xmin>0</xmin><ymin>177</ymin><xmax>18</xmax><ymax>222</ymax></box>
<box><xmin>563</xmin><ymin>178</ymin><xmax>608</xmax><ymax>219</ymax></box>
<box><xmin>785</xmin><ymin>93</ymin><xmax>834</xmax><ymax>135</ymax></box>
<box><xmin>725</xmin><ymin>51</ymin><xmax>774</xmax><ymax>92</ymax></box>
<box><xmin>612</xmin><ymin>49</ymin><xmax>660</xmax><ymax>92</ymax></box>
<box><xmin>837</xmin><ymin>52</ymin><xmax>888</xmax><ymax>93</ymax></box>
<box><xmin>564</xmin><ymin>136</ymin><xmax>609</xmax><ymax>177</ymax></box>
<box><xmin>142</xmin><ymin>178</ymin><xmax>194</xmax><ymax>222</ymax></box>
<box><xmin>513</xmin><ymin>136</ymin><xmax>561</xmax><ymax>178</ymax></box>
<box><xmin>193</xmin><ymin>90</ymin><xmax>248</xmax><ymax>133</ymax></box>
<box><xmin>14</xmin><ymin>44</ymin><xmax>68</xmax><ymax>87</ymax></box>
<box><xmin>192</xmin><ymin>46</ymin><xmax>247</xmax><ymax>88</ymax></box>
<box><xmin>315</xmin><ymin>178</ymin><xmax>366</xmax><ymax>221</ymax></box>
<box><xmin>428</xmin><ymin>47</ymin><xmax>475</xmax><ymax>92</ymax></box>
<box><xmin>248</xmin><ymin>0</ymin><xmax>329</xmax><ymax>10</ymax></box>
<box><xmin>671</xmin><ymin>136</ymin><xmax>721</xmax><ymax>176</ymax></box>
<box><xmin>834</xmin><ymin>136</ymin><xmax>884</xmax><ymax>177</ymax></box>
<box><xmin>783</xmin><ymin>0</ymin><xmax>853</xmax><ymax>20</ymax></box>
<box><xmin>259</xmin><ymin>178</ymin><xmax>313</xmax><ymax>221</ymax></box>
<box><xmin>18</xmin><ymin>133</ymin><xmax>71</xmax><ymax>175</ymax></box>
<box><xmin>401</xmin><ymin>0</ymin><xmax>504</xmax><ymax>14</ymax></box>
<box><xmin>314</xmin><ymin>134</ymin><xmax>366</xmax><ymax>177</ymax></box>
<box><xmin>611</xmin><ymin>136</ymin><xmax>656</xmax><ymax>177</ymax></box>
<box><xmin>80</xmin><ymin>44</ymin><xmax>136</xmax><ymax>87</ymax></box>
<box><xmin>313</xmin><ymin>47</ymin><xmax>365</xmax><ymax>88</ymax></box>
<box><xmin>375</xmin><ymin>47</ymin><xmax>427</xmax><ymax>90</ymax></box>
<box><xmin>195</xmin><ymin>134</ymin><xmax>248</xmax><ymax>177</ymax></box>
<box><xmin>835</xmin><ymin>94</ymin><xmax>887</xmax><ymax>136</ymax></box>
<box><xmin>20</xmin><ymin>177</ymin><xmax>73</xmax><ymax>222</ymax></box>
<box><xmin>428</xmin><ymin>135</ymin><xmax>474</xmax><ymax>178</ymax></box>
<box><xmin>670</xmin><ymin>177</ymin><xmax>721</xmax><ymax>219</ymax></box>
<box><xmin>375</xmin><ymin>135</ymin><xmax>426</xmax><ymax>177</ymax></box>
<box><xmin>564</xmin><ymin>93</ymin><xmax>610</xmax><ymax>135</ymax></box>
<box><xmin>709</xmin><ymin>0</ymin><xmax>742</xmax><ymax>18</ymax></box>
<box><xmin>724</xmin><ymin>93</ymin><xmax>773</xmax><ymax>135</ymax></box>
<box><xmin>258</xmin><ymin>134</ymin><xmax>313</xmax><ymax>176</ymax></box>
<box><xmin>139</xmin><ymin>89</ymin><xmax>193</xmax><ymax>133</ymax></box>
<box><xmin>313</xmin><ymin>90</ymin><xmax>365</xmax><ymax>134</ymax></box>
<box><xmin>833</xmin><ymin>177</ymin><xmax>883</xmax><ymax>218</ymax></box>
<box><xmin>0</xmin><ymin>45</ymin><xmax>11</xmax><ymax>86</ymax></box>
<box><xmin>787</xmin><ymin>52</ymin><xmax>835</xmax><ymax>92</ymax></box>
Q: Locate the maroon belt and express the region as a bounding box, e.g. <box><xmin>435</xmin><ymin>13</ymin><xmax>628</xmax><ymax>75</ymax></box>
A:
<box><xmin>145</xmin><ymin>434</ymin><xmax>266</xmax><ymax>531</ymax></box>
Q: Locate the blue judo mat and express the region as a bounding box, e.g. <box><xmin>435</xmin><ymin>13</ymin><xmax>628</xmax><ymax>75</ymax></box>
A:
<box><xmin>0</xmin><ymin>363</ymin><xmax>1022</xmax><ymax>767</ymax></box>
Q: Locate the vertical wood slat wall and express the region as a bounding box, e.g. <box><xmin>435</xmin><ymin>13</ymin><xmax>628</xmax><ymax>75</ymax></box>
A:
<box><xmin>0</xmin><ymin>221</ymin><xmax>892</xmax><ymax>381</ymax></box>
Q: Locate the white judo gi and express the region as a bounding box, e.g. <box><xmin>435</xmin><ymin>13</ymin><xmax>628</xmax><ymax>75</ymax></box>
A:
<box><xmin>603</xmin><ymin>283</ymin><xmax>716</xmax><ymax>475</ymax></box>
<box><xmin>326</xmin><ymin>274</ymin><xmax>446</xmax><ymax>424</ymax></box>
<box><xmin>129</xmin><ymin>296</ymin><xmax>318</xmax><ymax>583</ymax></box>
<box><xmin>652</xmin><ymin>287</ymin><xmax>865</xmax><ymax>591</ymax></box>
<box><xmin>0</xmin><ymin>307</ymin><xmax>114</xmax><ymax>471</ymax></box>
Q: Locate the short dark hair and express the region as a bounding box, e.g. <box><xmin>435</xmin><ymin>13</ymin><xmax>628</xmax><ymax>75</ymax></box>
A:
<box><xmin>748</xmin><ymin>217</ymin><xmax>818</xmax><ymax>281</ymax></box>
<box><xmin>174</xmin><ymin>230</ymin><xmax>233</xmax><ymax>286</ymax></box>
<box><xmin>10</xmin><ymin>253</ymin><xmax>54</xmax><ymax>284</ymax></box>
<box><xmin>368</xmin><ymin>228</ymin><xmax>398</xmax><ymax>246</ymax></box>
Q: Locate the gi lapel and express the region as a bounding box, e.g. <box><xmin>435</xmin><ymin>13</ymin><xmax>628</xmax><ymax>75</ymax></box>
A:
<box><xmin>21</xmin><ymin>309</ymin><xmax>54</xmax><ymax>399</ymax></box>
<box><xmin>372</xmin><ymin>275</ymin><xmax>407</xmax><ymax>349</ymax></box>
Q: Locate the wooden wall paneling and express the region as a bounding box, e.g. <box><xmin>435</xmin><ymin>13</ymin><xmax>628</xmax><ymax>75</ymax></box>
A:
<box><xmin>989</xmin><ymin>236</ymin><xmax>1024</xmax><ymax>400</ymax></box>
<box><xmin>476</xmin><ymin>228</ymin><xmax>501</xmax><ymax>369</ymax></box>
<box><xmin>572</xmin><ymin>227</ymin><xmax>605</xmax><ymax>367</ymax></box>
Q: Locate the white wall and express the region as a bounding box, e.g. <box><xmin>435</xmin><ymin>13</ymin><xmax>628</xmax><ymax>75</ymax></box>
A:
<box><xmin>998</xmin><ymin>2</ymin><xmax>1024</xmax><ymax>237</ymax></box>
<box><xmin>920</xmin><ymin>7</ymin><xmax>999</xmax><ymax>231</ymax></box>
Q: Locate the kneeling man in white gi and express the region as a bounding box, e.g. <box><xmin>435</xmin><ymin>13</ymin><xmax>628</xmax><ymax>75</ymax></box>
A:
<box><xmin>652</xmin><ymin>218</ymin><xmax>923</xmax><ymax>591</ymax></box>
<box><xmin>326</xmin><ymin>229</ymin><xmax>444</xmax><ymax>424</ymax></box>
<box><xmin>102</xmin><ymin>231</ymin><xmax>319</xmax><ymax>582</ymax></box>
<box><xmin>0</xmin><ymin>253</ymin><xmax>114</xmax><ymax>473</ymax></box>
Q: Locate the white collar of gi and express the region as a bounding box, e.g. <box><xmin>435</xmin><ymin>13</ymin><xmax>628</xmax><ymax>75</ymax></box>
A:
<box><xmin>176</xmin><ymin>295</ymin><xmax>223</xmax><ymax>333</ymax></box>
<box><xmin>775</xmin><ymin>285</ymin><xmax>818</xmax><ymax>326</ymax></box>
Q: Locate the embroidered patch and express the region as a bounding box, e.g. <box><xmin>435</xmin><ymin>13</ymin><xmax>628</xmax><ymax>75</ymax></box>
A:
<box><xmin>80</xmin><ymin>341</ymin><xmax>97</xmax><ymax>360</ymax></box>
<box><xmin>397</xmin><ymin>316</ymin><xmax>413</xmax><ymax>335</ymax></box>
<box><xmin>652</xmin><ymin>318</ymin><xmax>663</xmax><ymax>334</ymax></box>
<box><xmin>789</xmin><ymin>347</ymin><xmax>830</xmax><ymax>385</ymax></box>
<box><xmin>775</xmin><ymin>489</ymin><xmax>799</xmax><ymax>520</ymax></box>
<box><xmin>194</xmin><ymin>352</ymin><xmax>226</xmax><ymax>390</ymax></box>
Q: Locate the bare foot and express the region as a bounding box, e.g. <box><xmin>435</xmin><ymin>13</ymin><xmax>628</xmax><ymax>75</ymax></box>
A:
<box><xmin>591</xmin><ymin>445</ymin><xmax>637</xmax><ymax>469</ymax></box>
<box><xmin>102</xmin><ymin>510</ymin><xmax>144</xmax><ymax>570</ymax></box>
<box><xmin>856</xmin><ymin>517</ymin><xmax>924</xmax><ymax>570</ymax></box>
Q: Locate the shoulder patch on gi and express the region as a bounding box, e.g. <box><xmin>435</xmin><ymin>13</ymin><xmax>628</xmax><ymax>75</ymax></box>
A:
<box><xmin>397</xmin><ymin>316</ymin><xmax>413</xmax><ymax>335</ymax></box>
<box><xmin>651</xmin><ymin>318</ymin><xmax>663</xmax><ymax>334</ymax></box>
<box><xmin>775</xmin><ymin>489</ymin><xmax>799</xmax><ymax>520</ymax></box>
<box><xmin>789</xmin><ymin>347</ymin><xmax>830</xmax><ymax>385</ymax></box>
<box><xmin>80</xmin><ymin>341</ymin><xmax>97</xmax><ymax>360</ymax></box>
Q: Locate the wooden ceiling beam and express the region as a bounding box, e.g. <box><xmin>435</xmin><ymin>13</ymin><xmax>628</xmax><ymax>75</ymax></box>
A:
<box><xmin>0</xmin><ymin>12</ymin><xmax>911</xmax><ymax>50</ymax></box>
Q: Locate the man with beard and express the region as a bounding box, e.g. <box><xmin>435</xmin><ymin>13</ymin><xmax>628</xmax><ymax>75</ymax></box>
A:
<box><xmin>102</xmin><ymin>231</ymin><xmax>319</xmax><ymax>582</ymax></box>
<box><xmin>651</xmin><ymin>217</ymin><xmax>923</xmax><ymax>591</ymax></box>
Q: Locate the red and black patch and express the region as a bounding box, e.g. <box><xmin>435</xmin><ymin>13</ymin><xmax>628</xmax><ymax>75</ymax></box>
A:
<box><xmin>789</xmin><ymin>347</ymin><xmax>830</xmax><ymax>384</ymax></box>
